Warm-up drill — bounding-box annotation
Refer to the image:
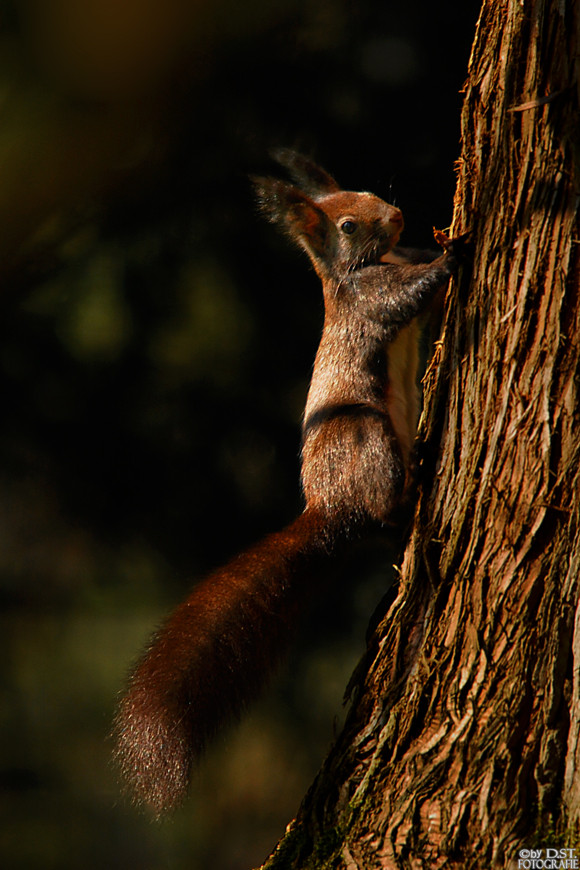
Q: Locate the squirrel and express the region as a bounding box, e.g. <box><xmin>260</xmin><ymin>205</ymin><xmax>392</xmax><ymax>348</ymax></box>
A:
<box><xmin>113</xmin><ymin>150</ymin><xmax>464</xmax><ymax>816</ymax></box>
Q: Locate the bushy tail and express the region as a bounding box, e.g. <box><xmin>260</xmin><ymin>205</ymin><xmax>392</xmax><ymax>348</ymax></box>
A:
<box><xmin>113</xmin><ymin>506</ymin><xmax>346</xmax><ymax>816</ymax></box>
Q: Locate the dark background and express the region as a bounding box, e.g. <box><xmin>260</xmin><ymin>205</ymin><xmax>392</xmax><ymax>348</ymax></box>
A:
<box><xmin>0</xmin><ymin>2</ymin><xmax>480</xmax><ymax>868</ymax></box>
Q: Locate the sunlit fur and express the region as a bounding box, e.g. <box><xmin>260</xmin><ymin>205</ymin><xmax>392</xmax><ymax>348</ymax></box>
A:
<box><xmin>114</xmin><ymin>152</ymin><xmax>459</xmax><ymax>816</ymax></box>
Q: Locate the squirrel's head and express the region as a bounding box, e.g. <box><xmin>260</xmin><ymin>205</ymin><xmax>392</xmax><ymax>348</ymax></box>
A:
<box><xmin>253</xmin><ymin>151</ymin><xmax>403</xmax><ymax>280</ymax></box>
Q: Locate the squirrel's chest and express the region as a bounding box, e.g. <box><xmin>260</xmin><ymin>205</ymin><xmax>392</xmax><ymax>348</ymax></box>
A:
<box><xmin>384</xmin><ymin>322</ymin><xmax>421</xmax><ymax>466</ymax></box>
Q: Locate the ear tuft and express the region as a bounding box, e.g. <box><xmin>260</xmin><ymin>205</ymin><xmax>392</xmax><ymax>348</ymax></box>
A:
<box><xmin>251</xmin><ymin>176</ymin><xmax>289</xmax><ymax>224</ymax></box>
<box><xmin>252</xmin><ymin>175</ymin><xmax>337</xmax><ymax>274</ymax></box>
<box><xmin>270</xmin><ymin>149</ymin><xmax>341</xmax><ymax>197</ymax></box>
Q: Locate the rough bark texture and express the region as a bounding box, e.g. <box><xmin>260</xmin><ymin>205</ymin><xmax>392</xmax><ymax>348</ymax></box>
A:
<box><xmin>259</xmin><ymin>0</ymin><xmax>580</xmax><ymax>867</ymax></box>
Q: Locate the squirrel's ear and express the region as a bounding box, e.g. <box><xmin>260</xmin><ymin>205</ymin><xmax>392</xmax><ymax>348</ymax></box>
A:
<box><xmin>270</xmin><ymin>149</ymin><xmax>340</xmax><ymax>197</ymax></box>
<box><xmin>253</xmin><ymin>177</ymin><xmax>337</xmax><ymax>274</ymax></box>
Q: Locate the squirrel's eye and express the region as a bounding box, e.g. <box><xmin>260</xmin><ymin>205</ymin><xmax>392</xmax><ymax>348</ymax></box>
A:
<box><xmin>340</xmin><ymin>220</ymin><xmax>357</xmax><ymax>235</ymax></box>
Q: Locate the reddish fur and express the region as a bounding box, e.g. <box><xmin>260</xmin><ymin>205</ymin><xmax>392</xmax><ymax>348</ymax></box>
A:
<box><xmin>114</xmin><ymin>507</ymin><xmax>342</xmax><ymax>816</ymax></box>
<box><xmin>114</xmin><ymin>151</ymin><xmax>463</xmax><ymax>815</ymax></box>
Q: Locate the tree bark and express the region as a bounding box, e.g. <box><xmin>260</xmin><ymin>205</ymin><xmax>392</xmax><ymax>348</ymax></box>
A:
<box><xmin>259</xmin><ymin>0</ymin><xmax>580</xmax><ymax>866</ymax></box>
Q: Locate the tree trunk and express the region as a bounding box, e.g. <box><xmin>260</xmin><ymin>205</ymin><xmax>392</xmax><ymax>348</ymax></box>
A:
<box><xmin>259</xmin><ymin>0</ymin><xmax>580</xmax><ymax>866</ymax></box>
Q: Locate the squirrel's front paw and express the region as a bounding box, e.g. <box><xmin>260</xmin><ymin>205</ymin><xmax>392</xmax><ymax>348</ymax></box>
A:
<box><xmin>433</xmin><ymin>229</ymin><xmax>473</xmax><ymax>262</ymax></box>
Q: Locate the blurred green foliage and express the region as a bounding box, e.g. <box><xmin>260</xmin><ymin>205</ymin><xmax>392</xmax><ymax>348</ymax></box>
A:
<box><xmin>0</xmin><ymin>1</ymin><xmax>480</xmax><ymax>867</ymax></box>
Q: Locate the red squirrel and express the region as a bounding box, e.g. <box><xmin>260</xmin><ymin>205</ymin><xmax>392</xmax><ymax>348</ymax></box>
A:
<box><xmin>113</xmin><ymin>150</ymin><xmax>463</xmax><ymax>816</ymax></box>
